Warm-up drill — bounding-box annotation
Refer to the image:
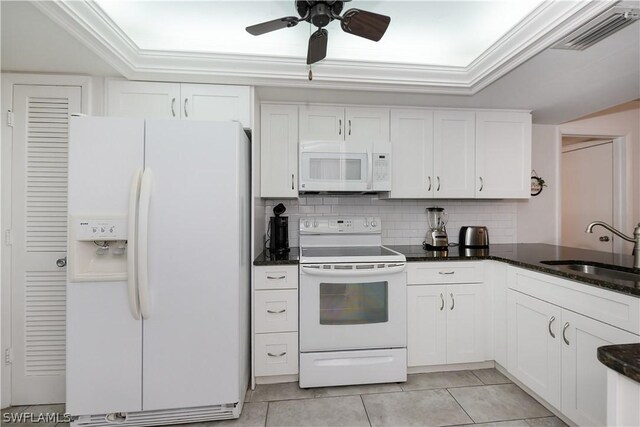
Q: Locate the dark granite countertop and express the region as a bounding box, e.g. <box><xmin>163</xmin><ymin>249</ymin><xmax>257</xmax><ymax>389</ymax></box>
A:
<box><xmin>598</xmin><ymin>344</ymin><xmax>640</xmax><ymax>383</ymax></box>
<box><xmin>389</xmin><ymin>244</ymin><xmax>639</xmax><ymax>298</ymax></box>
<box><xmin>254</xmin><ymin>243</ymin><xmax>640</xmax><ymax>297</ymax></box>
<box><xmin>253</xmin><ymin>247</ymin><xmax>300</xmax><ymax>265</ymax></box>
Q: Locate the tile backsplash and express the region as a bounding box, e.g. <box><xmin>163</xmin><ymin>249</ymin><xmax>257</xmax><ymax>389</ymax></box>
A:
<box><xmin>263</xmin><ymin>196</ymin><xmax>517</xmax><ymax>248</ymax></box>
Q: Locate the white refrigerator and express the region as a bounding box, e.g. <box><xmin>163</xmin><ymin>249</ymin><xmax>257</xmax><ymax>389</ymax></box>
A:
<box><xmin>66</xmin><ymin>117</ymin><xmax>250</xmax><ymax>426</ymax></box>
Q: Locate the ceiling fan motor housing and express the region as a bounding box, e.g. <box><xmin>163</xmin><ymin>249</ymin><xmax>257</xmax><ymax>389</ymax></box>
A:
<box><xmin>310</xmin><ymin>3</ymin><xmax>332</xmax><ymax>27</ymax></box>
<box><xmin>297</xmin><ymin>1</ymin><xmax>346</xmax><ymax>27</ymax></box>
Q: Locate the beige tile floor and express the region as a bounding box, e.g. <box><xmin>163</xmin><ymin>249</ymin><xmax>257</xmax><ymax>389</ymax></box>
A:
<box><xmin>1</xmin><ymin>369</ymin><xmax>568</xmax><ymax>427</ymax></box>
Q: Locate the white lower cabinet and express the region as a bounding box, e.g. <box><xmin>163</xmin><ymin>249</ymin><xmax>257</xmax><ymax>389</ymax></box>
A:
<box><xmin>408</xmin><ymin>283</ymin><xmax>485</xmax><ymax>367</ymax></box>
<box><xmin>507</xmin><ymin>270</ymin><xmax>640</xmax><ymax>427</ymax></box>
<box><xmin>407</xmin><ymin>285</ymin><xmax>447</xmax><ymax>366</ymax></box>
<box><xmin>253</xmin><ymin>266</ymin><xmax>299</xmax><ymax>379</ymax></box>
<box><xmin>561</xmin><ymin>310</ymin><xmax>639</xmax><ymax>426</ymax></box>
<box><xmin>507</xmin><ymin>290</ymin><xmax>562</xmax><ymax>408</ymax></box>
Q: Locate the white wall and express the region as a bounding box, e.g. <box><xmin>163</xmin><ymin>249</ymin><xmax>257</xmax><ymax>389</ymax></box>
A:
<box><xmin>516</xmin><ymin>124</ymin><xmax>560</xmax><ymax>244</ymax></box>
<box><xmin>263</xmin><ymin>197</ymin><xmax>518</xmax><ymax>248</ymax></box>
<box><xmin>560</xmin><ymin>106</ymin><xmax>640</xmax><ymax>232</ymax></box>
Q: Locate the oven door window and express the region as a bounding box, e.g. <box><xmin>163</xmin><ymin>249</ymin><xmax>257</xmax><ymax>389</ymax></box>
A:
<box><xmin>319</xmin><ymin>281</ymin><xmax>388</xmax><ymax>325</ymax></box>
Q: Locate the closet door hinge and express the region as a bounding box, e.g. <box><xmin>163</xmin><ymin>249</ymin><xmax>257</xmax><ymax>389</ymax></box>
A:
<box><xmin>4</xmin><ymin>229</ymin><xmax>12</xmax><ymax>246</ymax></box>
<box><xmin>7</xmin><ymin>111</ymin><xmax>14</xmax><ymax>127</ymax></box>
<box><xmin>4</xmin><ymin>348</ymin><xmax>13</xmax><ymax>365</ymax></box>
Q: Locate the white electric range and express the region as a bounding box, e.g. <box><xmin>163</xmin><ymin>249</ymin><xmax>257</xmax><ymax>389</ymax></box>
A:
<box><xmin>298</xmin><ymin>216</ymin><xmax>407</xmax><ymax>388</ymax></box>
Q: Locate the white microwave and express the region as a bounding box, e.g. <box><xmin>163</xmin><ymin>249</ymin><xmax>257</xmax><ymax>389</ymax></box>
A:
<box><xmin>299</xmin><ymin>141</ymin><xmax>391</xmax><ymax>193</ymax></box>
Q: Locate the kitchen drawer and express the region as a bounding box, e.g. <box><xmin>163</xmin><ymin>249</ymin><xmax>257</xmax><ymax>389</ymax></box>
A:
<box><xmin>255</xmin><ymin>290</ymin><xmax>298</xmax><ymax>333</ymax></box>
<box><xmin>255</xmin><ymin>265</ymin><xmax>298</xmax><ymax>290</ymax></box>
<box><xmin>407</xmin><ymin>262</ymin><xmax>484</xmax><ymax>285</ymax></box>
<box><xmin>255</xmin><ymin>332</ymin><xmax>298</xmax><ymax>376</ymax></box>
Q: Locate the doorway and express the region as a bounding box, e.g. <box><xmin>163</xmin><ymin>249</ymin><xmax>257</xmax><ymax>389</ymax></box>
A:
<box><xmin>561</xmin><ymin>137</ymin><xmax>614</xmax><ymax>252</ymax></box>
<box><xmin>559</xmin><ymin>131</ymin><xmax>631</xmax><ymax>254</ymax></box>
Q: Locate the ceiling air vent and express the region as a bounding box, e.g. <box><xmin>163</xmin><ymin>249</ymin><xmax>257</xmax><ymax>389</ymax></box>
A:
<box><xmin>553</xmin><ymin>7</ymin><xmax>640</xmax><ymax>50</ymax></box>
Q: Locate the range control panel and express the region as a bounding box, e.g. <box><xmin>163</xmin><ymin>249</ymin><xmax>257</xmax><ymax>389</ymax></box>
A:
<box><xmin>74</xmin><ymin>217</ymin><xmax>128</xmax><ymax>241</ymax></box>
<box><xmin>300</xmin><ymin>216</ymin><xmax>381</xmax><ymax>234</ymax></box>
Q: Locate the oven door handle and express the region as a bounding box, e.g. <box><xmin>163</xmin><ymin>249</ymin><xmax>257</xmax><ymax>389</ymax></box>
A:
<box><xmin>300</xmin><ymin>264</ymin><xmax>406</xmax><ymax>276</ymax></box>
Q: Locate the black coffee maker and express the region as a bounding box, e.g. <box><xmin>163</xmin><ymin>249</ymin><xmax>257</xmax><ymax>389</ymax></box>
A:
<box><xmin>268</xmin><ymin>203</ymin><xmax>290</xmax><ymax>254</ymax></box>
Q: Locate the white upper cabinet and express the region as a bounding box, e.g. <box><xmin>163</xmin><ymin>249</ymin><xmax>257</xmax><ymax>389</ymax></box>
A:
<box><xmin>476</xmin><ymin>112</ymin><xmax>531</xmax><ymax>198</ymax></box>
<box><xmin>107</xmin><ymin>81</ymin><xmax>180</xmax><ymax>119</ymax></box>
<box><xmin>433</xmin><ymin>111</ymin><xmax>476</xmax><ymax>198</ymax></box>
<box><xmin>345</xmin><ymin>107</ymin><xmax>390</xmax><ymax>142</ymax></box>
<box><xmin>261</xmin><ymin>104</ymin><xmax>299</xmax><ymax>199</ymax></box>
<box><xmin>299</xmin><ymin>105</ymin><xmax>389</xmax><ymax>142</ymax></box>
<box><xmin>299</xmin><ymin>106</ymin><xmax>344</xmax><ymax>141</ymax></box>
<box><xmin>181</xmin><ymin>84</ymin><xmax>250</xmax><ymax>125</ymax></box>
<box><xmin>106</xmin><ymin>80</ymin><xmax>251</xmax><ymax>127</ymax></box>
<box><xmin>388</xmin><ymin>109</ymin><xmax>434</xmax><ymax>198</ymax></box>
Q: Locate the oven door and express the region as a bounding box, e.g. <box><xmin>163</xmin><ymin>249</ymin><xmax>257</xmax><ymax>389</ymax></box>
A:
<box><xmin>299</xmin><ymin>262</ymin><xmax>407</xmax><ymax>352</ymax></box>
<box><xmin>299</xmin><ymin>141</ymin><xmax>371</xmax><ymax>192</ymax></box>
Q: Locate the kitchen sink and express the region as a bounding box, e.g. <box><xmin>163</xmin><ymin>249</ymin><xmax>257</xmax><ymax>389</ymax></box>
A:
<box><xmin>541</xmin><ymin>261</ymin><xmax>640</xmax><ymax>282</ymax></box>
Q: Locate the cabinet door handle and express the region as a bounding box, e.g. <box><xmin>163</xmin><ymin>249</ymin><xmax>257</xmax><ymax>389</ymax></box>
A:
<box><xmin>479</xmin><ymin>176</ymin><xmax>484</xmax><ymax>192</ymax></box>
<box><xmin>427</xmin><ymin>176</ymin><xmax>432</xmax><ymax>191</ymax></box>
<box><xmin>348</xmin><ymin>119</ymin><xmax>352</xmax><ymax>135</ymax></box>
<box><xmin>267</xmin><ymin>352</ymin><xmax>286</xmax><ymax>357</ymax></box>
<box><xmin>338</xmin><ymin>119</ymin><xmax>342</xmax><ymax>135</ymax></box>
<box><xmin>440</xmin><ymin>293</ymin><xmax>444</xmax><ymax>311</ymax></box>
<box><xmin>563</xmin><ymin>322</ymin><xmax>570</xmax><ymax>345</ymax></box>
<box><xmin>267</xmin><ymin>275</ymin><xmax>286</xmax><ymax>280</ymax></box>
<box><xmin>436</xmin><ymin>176</ymin><xmax>441</xmax><ymax>191</ymax></box>
<box><xmin>184</xmin><ymin>98</ymin><xmax>189</xmax><ymax>118</ymax></box>
<box><xmin>548</xmin><ymin>316</ymin><xmax>556</xmax><ymax>338</ymax></box>
<box><xmin>599</xmin><ymin>236</ymin><xmax>610</xmax><ymax>242</ymax></box>
<box><xmin>450</xmin><ymin>293</ymin><xmax>455</xmax><ymax>310</ymax></box>
<box><xmin>267</xmin><ymin>309</ymin><xmax>286</xmax><ymax>314</ymax></box>
<box><xmin>439</xmin><ymin>271</ymin><xmax>455</xmax><ymax>275</ymax></box>
<box><xmin>171</xmin><ymin>98</ymin><xmax>176</xmax><ymax>117</ymax></box>
<box><xmin>292</xmin><ymin>174</ymin><xmax>295</xmax><ymax>190</ymax></box>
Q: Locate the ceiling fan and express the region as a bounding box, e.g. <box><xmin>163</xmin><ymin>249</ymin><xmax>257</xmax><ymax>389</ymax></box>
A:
<box><xmin>246</xmin><ymin>0</ymin><xmax>391</xmax><ymax>65</ymax></box>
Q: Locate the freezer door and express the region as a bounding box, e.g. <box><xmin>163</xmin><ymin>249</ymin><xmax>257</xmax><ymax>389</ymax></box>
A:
<box><xmin>66</xmin><ymin>117</ymin><xmax>144</xmax><ymax>415</ymax></box>
<box><xmin>141</xmin><ymin>120</ymin><xmax>248</xmax><ymax>410</ymax></box>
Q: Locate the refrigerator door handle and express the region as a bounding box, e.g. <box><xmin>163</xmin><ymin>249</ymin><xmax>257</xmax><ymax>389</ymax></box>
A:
<box><xmin>127</xmin><ymin>169</ymin><xmax>143</xmax><ymax>320</ymax></box>
<box><xmin>138</xmin><ymin>168</ymin><xmax>153</xmax><ymax>319</ymax></box>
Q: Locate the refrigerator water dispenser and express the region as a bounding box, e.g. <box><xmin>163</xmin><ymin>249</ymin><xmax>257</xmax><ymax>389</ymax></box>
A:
<box><xmin>69</xmin><ymin>215</ymin><xmax>128</xmax><ymax>282</ymax></box>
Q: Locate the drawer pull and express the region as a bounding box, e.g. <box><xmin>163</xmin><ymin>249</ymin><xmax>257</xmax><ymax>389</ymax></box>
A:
<box><xmin>267</xmin><ymin>275</ymin><xmax>286</xmax><ymax>280</ymax></box>
<box><xmin>267</xmin><ymin>351</ymin><xmax>286</xmax><ymax>357</ymax></box>
<box><xmin>267</xmin><ymin>309</ymin><xmax>286</xmax><ymax>314</ymax></box>
<box><xmin>439</xmin><ymin>271</ymin><xmax>455</xmax><ymax>275</ymax></box>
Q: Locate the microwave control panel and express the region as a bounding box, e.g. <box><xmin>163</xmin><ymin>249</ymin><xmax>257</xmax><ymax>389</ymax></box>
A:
<box><xmin>372</xmin><ymin>153</ymin><xmax>391</xmax><ymax>191</ymax></box>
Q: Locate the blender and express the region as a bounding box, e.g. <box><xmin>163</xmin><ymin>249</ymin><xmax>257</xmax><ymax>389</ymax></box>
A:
<box><xmin>424</xmin><ymin>207</ymin><xmax>449</xmax><ymax>250</ymax></box>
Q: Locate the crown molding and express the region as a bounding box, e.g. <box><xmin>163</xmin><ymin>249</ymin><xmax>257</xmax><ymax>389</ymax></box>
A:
<box><xmin>32</xmin><ymin>0</ymin><xmax>617</xmax><ymax>94</ymax></box>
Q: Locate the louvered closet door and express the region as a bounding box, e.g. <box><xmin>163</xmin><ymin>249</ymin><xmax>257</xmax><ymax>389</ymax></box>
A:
<box><xmin>11</xmin><ymin>85</ymin><xmax>81</xmax><ymax>404</ymax></box>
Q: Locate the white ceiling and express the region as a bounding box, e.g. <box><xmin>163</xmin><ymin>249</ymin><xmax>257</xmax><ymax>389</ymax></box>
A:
<box><xmin>94</xmin><ymin>0</ymin><xmax>543</xmax><ymax>67</ymax></box>
<box><xmin>1</xmin><ymin>1</ymin><xmax>639</xmax><ymax>124</ymax></box>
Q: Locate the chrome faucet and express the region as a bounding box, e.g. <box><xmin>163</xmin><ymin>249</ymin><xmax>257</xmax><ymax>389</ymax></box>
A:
<box><xmin>585</xmin><ymin>221</ymin><xmax>640</xmax><ymax>269</ymax></box>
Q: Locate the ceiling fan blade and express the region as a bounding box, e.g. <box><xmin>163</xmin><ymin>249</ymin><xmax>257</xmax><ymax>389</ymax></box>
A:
<box><xmin>340</xmin><ymin>8</ymin><xmax>390</xmax><ymax>41</ymax></box>
<box><xmin>246</xmin><ymin>16</ymin><xmax>299</xmax><ymax>36</ymax></box>
<box><xmin>307</xmin><ymin>28</ymin><xmax>328</xmax><ymax>65</ymax></box>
